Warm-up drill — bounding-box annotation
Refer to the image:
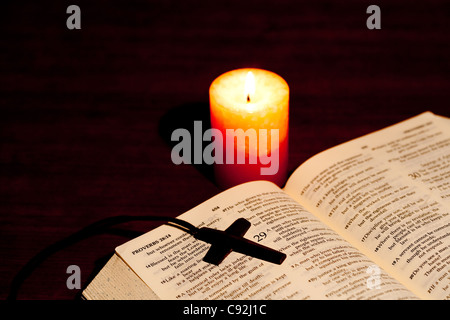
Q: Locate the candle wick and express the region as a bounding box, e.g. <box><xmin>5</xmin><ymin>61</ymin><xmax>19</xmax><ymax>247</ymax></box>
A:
<box><xmin>247</xmin><ymin>94</ymin><xmax>250</xmax><ymax>103</ymax></box>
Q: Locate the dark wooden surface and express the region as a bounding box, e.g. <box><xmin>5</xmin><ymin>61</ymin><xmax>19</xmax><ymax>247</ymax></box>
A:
<box><xmin>1</xmin><ymin>0</ymin><xmax>449</xmax><ymax>299</ymax></box>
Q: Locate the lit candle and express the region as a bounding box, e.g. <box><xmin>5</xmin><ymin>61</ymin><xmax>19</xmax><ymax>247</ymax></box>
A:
<box><xmin>209</xmin><ymin>68</ymin><xmax>289</xmax><ymax>189</ymax></box>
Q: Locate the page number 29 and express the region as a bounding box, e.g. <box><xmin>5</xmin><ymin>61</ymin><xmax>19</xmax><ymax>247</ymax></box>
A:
<box><xmin>253</xmin><ymin>232</ymin><xmax>267</xmax><ymax>242</ymax></box>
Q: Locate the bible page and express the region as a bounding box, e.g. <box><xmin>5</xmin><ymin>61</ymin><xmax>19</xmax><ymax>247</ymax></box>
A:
<box><xmin>284</xmin><ymin>112</ymin><xmax>450</xmax><ymax>299</ymax></box>
<box><xmin>116</xmin><ymin>181</ymin><xmax>416</xmax><ymax>300</ymax></box>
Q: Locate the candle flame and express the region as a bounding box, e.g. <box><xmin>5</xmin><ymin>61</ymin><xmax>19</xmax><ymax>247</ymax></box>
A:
<box><xmin>244</xmin><ymin>71</ymin><xmax>255</xmax><ymax>103</ymax></box>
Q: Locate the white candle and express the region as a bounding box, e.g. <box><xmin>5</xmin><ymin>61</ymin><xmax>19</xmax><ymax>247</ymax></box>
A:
<box><xmin>209</xmin><ymin>68</ymin><xmax>289</xmax><ymax>188</ymax></box>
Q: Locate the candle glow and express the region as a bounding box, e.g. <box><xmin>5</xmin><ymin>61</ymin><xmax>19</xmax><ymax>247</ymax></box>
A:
<box><xmin>209</xmin><ymin>68</ymin><xmax>289</xmax><ymax>189</ymax></box>
<box><xmin>245</xmin><ymin>71</ymin><xmax>255</xmax><ymax>103</ymax></box>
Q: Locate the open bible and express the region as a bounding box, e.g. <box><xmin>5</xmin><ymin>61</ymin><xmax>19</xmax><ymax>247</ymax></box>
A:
<box><xmin>82</xmin><ymin>111</ymin><xmax>450</xmax><ymax>300</ymax></box>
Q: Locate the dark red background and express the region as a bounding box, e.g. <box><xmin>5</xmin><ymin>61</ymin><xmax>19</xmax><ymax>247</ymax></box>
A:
<box><xmin>1</xmin><ymin>0</ymin><xmax>449</xmax><ymax>299</ymax></box>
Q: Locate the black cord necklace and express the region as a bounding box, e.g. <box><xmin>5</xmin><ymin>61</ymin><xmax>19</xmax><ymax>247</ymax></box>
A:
<box><xmin>8</xmin><ymin>215</ymin><xmax>286</xmax><ymax>300</ymax></box>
